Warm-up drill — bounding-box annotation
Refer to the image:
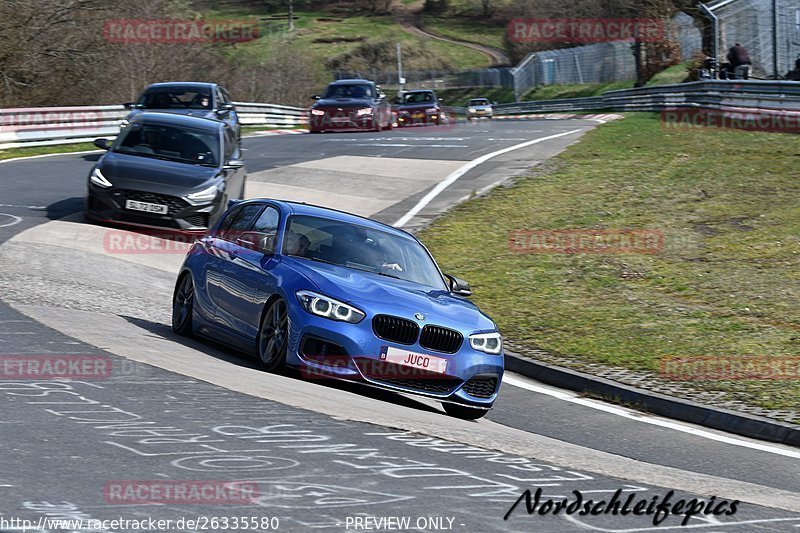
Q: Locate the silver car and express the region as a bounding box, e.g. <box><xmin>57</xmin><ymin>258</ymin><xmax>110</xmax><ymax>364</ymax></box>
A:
<box><xmin>466</xmin><ymin>98</ymin><xmax>494</xmax><ymax>121</ymax></box>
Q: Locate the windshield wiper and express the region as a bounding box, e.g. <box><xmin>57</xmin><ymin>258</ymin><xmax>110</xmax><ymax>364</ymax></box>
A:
<box><xmin>375</xmin><ymin>271</ymin><xmax>403</xmax><ymax>280</ymax></box>
<box><xmin>114</xmin><ymin>150</ymin><xmax>169</xmax><ymax>161</ymax></box>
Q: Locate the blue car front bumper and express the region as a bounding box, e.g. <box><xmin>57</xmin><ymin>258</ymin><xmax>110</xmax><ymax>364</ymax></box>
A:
<box><xmin>285</xmin><ymin>309</ymin><xmax>503</xmax><ymax>409</ymax></box>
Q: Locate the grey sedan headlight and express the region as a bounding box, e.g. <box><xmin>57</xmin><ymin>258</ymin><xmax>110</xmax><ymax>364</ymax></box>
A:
<box><xmin>296</xmin><ymin>290</ymin><xmax>365</xmax><ymax>324</ymax></box>
<box><xmin>185</xmin><ymin>181</ymin><xmax>224</xmax><ymax>205</ymax></box>
<box><xmin>469</xmin><ymin>332</ymin><xmax>502</xmax><ymax>354</ymax></box>
<box><xmin>89</xmin><ymin>168</ymin><xmax>113</xmax><ymax>188</ymax></box>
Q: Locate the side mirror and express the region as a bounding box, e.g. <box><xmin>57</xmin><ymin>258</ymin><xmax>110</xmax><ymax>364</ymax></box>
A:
<box><xmin>224</xmin><ymin>159</ymin><xmax>245</xmax><ymax>170</ymax></box>
<box><xmin>235</xmin><ymin>231</ymin><xmax>258</xmax><ymax>250</ymax></box>
<box><xmin>445</xmin><ymin>274</ymin><xmax>471</xmax><ymax>296</ymax></box>
<box><xmin>311</xmin><ymin>94</ymin><xmax>321</xmax><ymax>100</ymax></box>
<box><xmin>236</xmin><ymin>231</ymin><xmax>273</xmax><ymax>253</ymax></box>
<box><xmin>216</xmin><ymin>103</ymin><xmax>234</xmax><ymax>116</ymax></box>
<box><xmin>94</xmin><ymin>138</ymin><xmax>111</xmax><ymax>150</ymax></box>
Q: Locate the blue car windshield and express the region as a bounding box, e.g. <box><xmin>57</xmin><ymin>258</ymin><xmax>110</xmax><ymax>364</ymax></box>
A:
<box><xmin>284</xmin><ymin>215</ymin><xmax>447</xmax><ymax>290</ymax></box>
<box><xmin>114</xmin><ymin>122</ymin><xmax>220</xmax><ymax>167</ymax></box>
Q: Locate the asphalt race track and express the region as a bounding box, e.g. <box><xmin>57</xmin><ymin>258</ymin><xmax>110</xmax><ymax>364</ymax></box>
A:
<box><xmin>0</xmin><ymin>119</ymin><xmax>798</xmax><ymax>532</ymax></box>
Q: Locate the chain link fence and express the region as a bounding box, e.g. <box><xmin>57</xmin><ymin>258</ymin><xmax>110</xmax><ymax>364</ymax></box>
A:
<box><xmin>332</xmin><ymin>69</ymin><xmax>512</xmax><ymax>90</ymax></box>
<box><xmin>714</xmin><ymin>0</ymin><xmax>800</xmax><ymax>78</ymax></box>
<box><xmin>331</xmin><ymin>3</ymin><xmax>799</xmax><ymax>98</ymax></box>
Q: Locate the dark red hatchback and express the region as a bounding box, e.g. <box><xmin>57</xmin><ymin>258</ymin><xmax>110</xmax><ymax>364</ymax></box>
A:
<box><xmin>308</xmin><ymin>79</ymin><xmax>393</xmax><ymax>133</ymax></box>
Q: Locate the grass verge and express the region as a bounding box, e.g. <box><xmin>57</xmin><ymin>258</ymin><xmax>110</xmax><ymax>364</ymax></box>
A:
<box><xmin>420</xmin><ymin>15</ymin><xmax>506</xmax><ymax>50</ymax></box>
<box><xmin>205</xmin><ymin>6</ymin><xmax>490</xmax><ymax>72</ymax></box>
<box><xmin>0</xmin><ymin>142</ymin><xmax>97</xmax><ymax>161</ymax></box>
<box><xmin>418</xmin><ymin>113</ymin><xmax>800</xmax><ymax>414</ymax></box>
<box><xmin>647</xmin><ymin>63</ymin><xmax>690</xmax><ymax>86</ymax></box>
<box><xmin>522</xmin><ymin>81</ymin><xmax>634</xmax><ymax>101</ymax></box>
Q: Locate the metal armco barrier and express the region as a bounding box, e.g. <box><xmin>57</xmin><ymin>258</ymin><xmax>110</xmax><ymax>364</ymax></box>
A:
<box><xmin>0</xmin><ymin>105</ymin><xmax>127</xmax><ymax>149</ymax></box>
<box><xmin>0</xmin><ymin>102</ymin><xmax>309</xmax><ymax>149</ymax></box>
<box><xmin>234</xmin><ymin>102</ymin><xmax>308</xmax><ymax>128</ymax></box>
<box><xmin>494</xmin><ymin>80</ymin><xmax>800</xmax><ymax>118</ymax></box>
<box><xmin>3</xmin><ymin>81</ymin><xmax>799</xmax><ymax>149</ymax></box>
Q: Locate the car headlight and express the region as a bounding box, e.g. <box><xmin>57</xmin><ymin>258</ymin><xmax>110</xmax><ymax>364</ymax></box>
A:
<box><xmin>469</xmin><ymin>332</ymin><xmax>502</xmax><ymax>354</ymax></box>
<box><xmin>89</xmin><ymin>167</ymin><xmax>113</xmax><ymax>188</ymax></box>
<box><xmin>185</xmin><ymin>181</ymin><xmax>224</xmax><ymax>205</ymax></box>
<box><xmin>311</xmin><ymin>109</ymin><xmax>325</xmax><ymax>116</ymax></box>
<box><xmin>119</xmin><ymin>118</ymin><xmax>130</xmax><ymax>128</ymax></box>
<box><xmin>356</xmin><ymin>108</ymin><xmax>374</xmax><ymax>116</ymax></box>
<box><xmin>296</xmin><ymin>290</ymin><xmax>365</xmax><ymax>324</ymax></box>
<box><xmin>468</xmin><ymin>107</ymin><xmax>477</xmax><ymax>113</ymax></box>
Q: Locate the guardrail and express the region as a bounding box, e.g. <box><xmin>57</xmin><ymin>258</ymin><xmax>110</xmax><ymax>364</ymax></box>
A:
<box><xmin>234</xmin><ymin>102</ymin><xmax>308</xmax><ymax>128</ymax></box>
<box><xmin>494</xmin><ymin>80</ymin><xmax>800</xmax><ymax>118</ymax></box>
<box><xmin>3</xmin><ymin>81</ymin><xmax>799</xmax><ymax>150</ymax></box>
<box><xmin>0</xmin><ymin>102</ymin><xmax>309</xmax><ymax>150</ymax></box>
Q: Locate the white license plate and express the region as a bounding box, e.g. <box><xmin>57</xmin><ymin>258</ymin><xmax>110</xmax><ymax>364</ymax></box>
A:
<box><xmin>381</xmin><ymin>346</ymin><xmax>447</xmax><ymax>374</ymax></box>
<box><xmin>125</xmin><ymin>200</ymin><xmax>168</xmax><ymax>214</ymax></box>
<box><xmin>331</xmin><ymin>117</ymin><xmax>349</xmax><ymax>123</ymax></box>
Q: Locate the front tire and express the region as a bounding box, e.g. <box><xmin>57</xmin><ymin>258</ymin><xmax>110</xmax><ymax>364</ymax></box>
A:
<box><xmin>442</xmin><ymin>402</ymin><xmax>488</xmax><ymax>420</ymax></box>
<box><xmin>257</xmin><ymin>297</ymin><xmax>289</xmax><ymax>372</ymax></box>
<box><xmin>172</xmin><ymin>274</ymin><xmax>194</xmax><ymax>336</ymax></box>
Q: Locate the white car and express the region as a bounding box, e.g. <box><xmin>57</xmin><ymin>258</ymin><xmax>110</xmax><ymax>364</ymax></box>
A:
<box><xmin>466</xmin><ymin>98</ymin><xmax>494</xmax><ymax>121</ymax></box>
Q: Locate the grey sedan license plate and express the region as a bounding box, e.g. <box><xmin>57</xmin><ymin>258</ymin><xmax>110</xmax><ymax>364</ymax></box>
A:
<box><xmin>125</xmin><ymin>200</ymin><xmax>168</xmax><ymax>214</ymax></box>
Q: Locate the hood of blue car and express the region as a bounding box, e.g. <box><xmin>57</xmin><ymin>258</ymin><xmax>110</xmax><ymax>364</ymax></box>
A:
<box><xmin>98</xmin><ymin>151</ymin><xmax>219</xmax><ymax>191</ymax></box>
<box><xmin>284</xmin><ymin>257</ymin><xmax>496</xmax><ymax>332</ymax></box>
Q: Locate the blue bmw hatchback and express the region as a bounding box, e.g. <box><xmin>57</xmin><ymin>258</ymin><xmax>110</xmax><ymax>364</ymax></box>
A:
<box><xmin>172</xmin><ymin>199</ymin><xmax>503</xmax><ymax>419</ymax></box>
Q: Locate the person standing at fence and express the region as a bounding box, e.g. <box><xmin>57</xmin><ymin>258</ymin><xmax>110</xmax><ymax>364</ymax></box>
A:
<box><xmin>727</xmin><ymin>43</ymin><xmax>751</xmax><ymax>80</ymax></box>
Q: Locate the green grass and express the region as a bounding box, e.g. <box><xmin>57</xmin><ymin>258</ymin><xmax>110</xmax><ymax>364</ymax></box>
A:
<box><xmin>647</xmin><ymin>62</ymin><xmax>690</xmax><ymax>86</ymax></box>
<box><xmin>522</xmin><ymin>81</ymin><xmax>634</xmax><ymax>101</ymax></box>
<box><xmin>204</xmin><ymin>6</ymin><xmax>490</xmax><ymax>72</ymax></box>
<box><xmin>420</xmin><ymin>15</ymin><xmax>506</xmax><ymax>49</ymax></box>
<box><xmin>0</xmin><ymin>142</ymin><xmax>97</xmax><ymax>161</ymax></box>
<box><xmin>418</xmin><ymin>113</ymin><xmax>800</xmax><ymax>414</ymax></box>
<box><xmin>421</xmin><ymin>87</ymin><xmax>514</xmax><ymax>106</ymax></box>
<box><xmin>430</xmin><ymin>65</ymin><xmax>687</xmax><ymax>106</ymax></box>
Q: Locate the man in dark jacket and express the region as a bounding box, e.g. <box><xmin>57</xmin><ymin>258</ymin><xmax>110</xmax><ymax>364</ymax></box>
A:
<box><xmin>727</xmin><ymin>43</ymin><xmax>751</xmax><ymax>80</ymax></box>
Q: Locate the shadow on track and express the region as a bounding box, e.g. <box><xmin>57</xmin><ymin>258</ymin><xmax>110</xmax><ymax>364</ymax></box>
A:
<box><xmin>120</xmin><ymin>315</ymin><xmax>442</xmax><ymax>415</ymax></box>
